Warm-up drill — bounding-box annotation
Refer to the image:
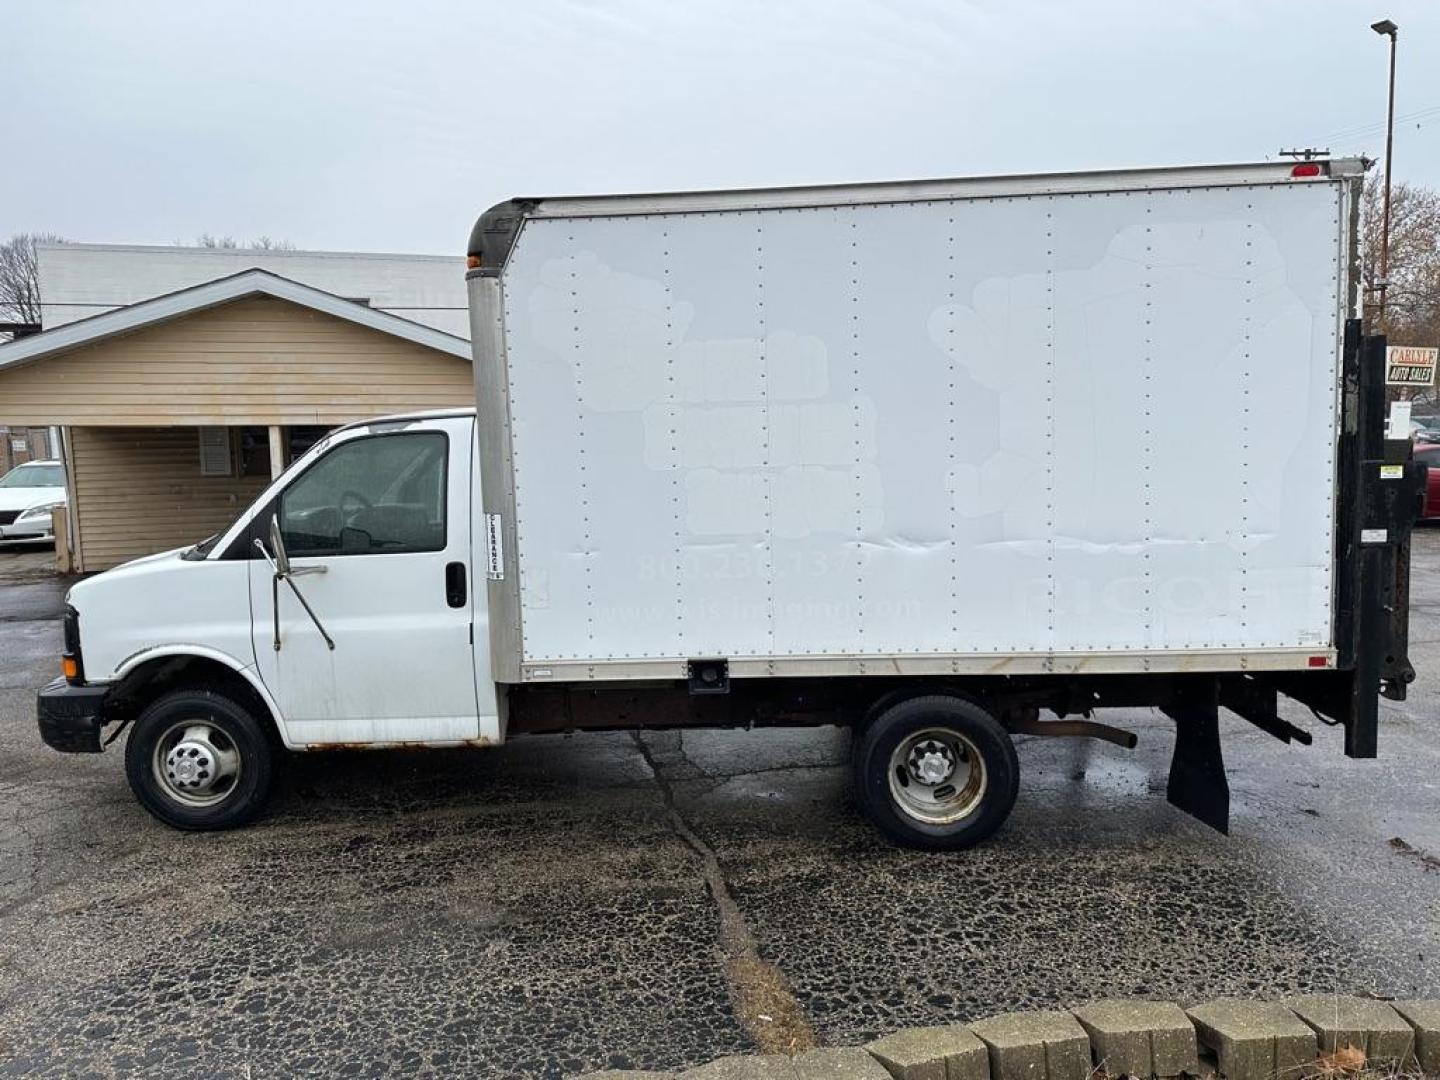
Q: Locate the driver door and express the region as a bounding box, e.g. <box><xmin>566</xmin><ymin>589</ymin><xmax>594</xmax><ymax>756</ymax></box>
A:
<box><xmin>247</xmin><ymin>417</ymin><xmax>480</xmax><ymax>746</ymax></box>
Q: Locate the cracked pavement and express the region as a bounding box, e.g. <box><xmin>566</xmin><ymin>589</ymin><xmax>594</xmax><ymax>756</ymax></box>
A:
<box><xmin>1</xmin><ymin>538</ymin><xmax>1439</xmax><ymax>1078</ymax></box>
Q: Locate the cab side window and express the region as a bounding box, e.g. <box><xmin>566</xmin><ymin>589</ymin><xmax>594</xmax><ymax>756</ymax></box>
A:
<box><xmin>279</xmin><ymin>432</ymin><xmax>447</xmax><ymax>556</ymax></box>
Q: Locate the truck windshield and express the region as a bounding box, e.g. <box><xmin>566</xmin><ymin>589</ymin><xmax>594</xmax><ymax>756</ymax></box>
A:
<box><xmin>0</xmin><ymin>464</ymin><xmax>63</xmax><ymax>488</ymax></box>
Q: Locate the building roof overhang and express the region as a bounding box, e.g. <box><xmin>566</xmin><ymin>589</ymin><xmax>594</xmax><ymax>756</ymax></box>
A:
<box><xmin>0</xmin><ymin>268</ymin><xmax>472</xmax><ymax>372</ymax></box>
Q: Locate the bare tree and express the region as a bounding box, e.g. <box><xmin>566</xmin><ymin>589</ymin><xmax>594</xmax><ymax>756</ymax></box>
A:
<box><xmin>1361</xmin><ymin>175</ymin><xmax>1440</xmax><ymax>410</ymax></box>
<box><xmin>1361</xmin><ymin>175</ymin><xmax>1440</xmax><ymax>342</ymax></box>
<box><xmin>0</xmin><ymin>233</ymin><xmax>64</xmax><ymax>334</ymax></box>
<box><xmin>194</xmin><ymin>234</ymin><xmax>295</xmax><ymax>251</ymax></box>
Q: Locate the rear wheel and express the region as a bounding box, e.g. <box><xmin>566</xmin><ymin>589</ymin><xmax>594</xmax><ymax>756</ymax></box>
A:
<box><xmin>124</xmin><ymin>689</ymin><xmax>275</xmax><ymax>830</ymax></box>
<box><xmin>853</xmin><ymin>694</ymin><xmax>1019</xmax><ymax>850</ymax></box>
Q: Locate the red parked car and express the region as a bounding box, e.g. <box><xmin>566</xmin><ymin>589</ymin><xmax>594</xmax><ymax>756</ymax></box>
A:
<box><xmin>1412</xmin><ymin>442</ymin><xmax>1440</xmax><ymax>520</ymax></box>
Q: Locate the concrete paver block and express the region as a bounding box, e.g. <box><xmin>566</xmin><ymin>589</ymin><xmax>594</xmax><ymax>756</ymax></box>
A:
<box><xmin>1285</xmin><ymin>995</ymin><xmax>1417</xmax><ymax>1068</ymax></box>
<box><xmin>679</xmin><ymin>1055</ymin><xmax>799</xmax><ymax>1080</ymax></box>
<box><xmin>1187</xmin><ymin>999</ymin><xmax>1317</xmax><ymax>1080</ymax></box>
<box><xmin>969</xmin><ymin>1010</ymin><xmax>1090</xmax><ymax>1080</ymax></box>
<box><xmin>866</xmin><ymin>1023</ymin><xmax>990</xmax><ymax>1080</ymax></box>
<box><xmin>1393</xmin><ymin>1000</ymin><xmax>1440</xmax><ymax>1073</ymax></box>
<box><xmin>793</xmin><ymin>1047</ymin><xmax>893</xmax><ymax>1080</ymax></box>
<box><xmin>1072</xmin><ymin>1000</ymin><xmax>1200</xmax><ymax>1078</ymax></box>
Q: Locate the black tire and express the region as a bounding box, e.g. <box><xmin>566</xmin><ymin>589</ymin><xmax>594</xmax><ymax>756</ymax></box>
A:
<box><xmin>853</xmin><ymin>694</ymin><xmax>1019</xmax><ymax>850</ymax></box>
<box><xmin>124</xmin><ymin>689</ymin><xmax>276</xmax><ymax>831</ymax></box>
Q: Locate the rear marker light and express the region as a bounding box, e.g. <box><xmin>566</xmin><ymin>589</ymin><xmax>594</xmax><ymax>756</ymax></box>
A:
<box><xmin>1308</xmin><ymin>655</ymin><xmax>1329</xmax><ymax>668</ymax></box>
<box><xmin>1291</xmin><ymin>163</ymin><xmax>1323</xmax><ymax>178</ymax></box>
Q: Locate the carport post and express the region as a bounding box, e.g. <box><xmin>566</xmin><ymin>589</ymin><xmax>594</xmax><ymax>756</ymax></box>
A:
<box><xmin>58</xmin><ymin>426</ymin><xmax>83</xmax><ymax>574</ymax></box>
<box><xmin>268</xmin><ymin>425</ymin><xmax>285</xmax><ymax>480</ymax></box>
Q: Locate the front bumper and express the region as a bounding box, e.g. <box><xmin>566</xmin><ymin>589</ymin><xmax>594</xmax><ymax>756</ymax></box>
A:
<box><xmin>37</xmin><ymin>678</ymin><xmax>110</xmax><ymax>753</ymax></box>
<box><xmin>1</xmin><ymin>518</ymin><xmax>53</xmax><ymax>539</ymax></box>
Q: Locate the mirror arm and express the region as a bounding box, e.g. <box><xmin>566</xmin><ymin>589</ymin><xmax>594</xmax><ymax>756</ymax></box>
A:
<box><xmin>280</xmin><ymin>574</ymin><xmax>336</xmax><ymax>651</ymax></box>
<box><xmin>271</xmin><ymin>573</ymin><xmax>282</xmax><ymax>652</ymax></box>
<box><xmin>252</xmin><ymin>537</ymin><xmax>278</xmax><ymax>573</ymax></box>
<box><xmin>253</xmin><ymin>538</ymin><xmax>283</xmax><ymax>652</ymax></box>
<box><xmin>254</xmin><ymin>536</ymin><xmax>334</xmax><ymax>652</ymax></box>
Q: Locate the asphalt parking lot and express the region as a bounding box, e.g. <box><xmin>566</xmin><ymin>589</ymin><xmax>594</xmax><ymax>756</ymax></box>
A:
<box><xmin>1</xmin><ymin>540</ymin><xmax>1438</xmax><ymax>1080</ymax></box>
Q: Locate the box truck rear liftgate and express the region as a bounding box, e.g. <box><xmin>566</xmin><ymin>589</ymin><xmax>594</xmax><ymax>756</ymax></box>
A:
<box><xmin>35</xmin><ymin>158</ymin><xmax>1422</xmax><ymax>849</ymax></box>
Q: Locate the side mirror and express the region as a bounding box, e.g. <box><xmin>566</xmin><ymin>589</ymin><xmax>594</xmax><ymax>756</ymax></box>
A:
<box><xmin>268</xmin><ymin>514</ymin><xmax>291</xmax><ymax>577</ymax></box>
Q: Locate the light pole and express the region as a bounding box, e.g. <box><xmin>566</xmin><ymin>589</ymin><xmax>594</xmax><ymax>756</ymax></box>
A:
<box><xmin>1372</xmin><ymin>18</ymin><xmax>1398</xmax><ymax>331</ymax></box>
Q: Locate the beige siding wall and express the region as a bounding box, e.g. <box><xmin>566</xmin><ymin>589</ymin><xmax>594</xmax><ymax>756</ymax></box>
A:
<box><xmin>70</xmin><ymin>426</ymin><xmax>270</xmax><ymax>571</ymax></box>
<box><xmin>0</xmin><ymin>296</ymin><xmax>473</xmax><ymax>426</ymax></box>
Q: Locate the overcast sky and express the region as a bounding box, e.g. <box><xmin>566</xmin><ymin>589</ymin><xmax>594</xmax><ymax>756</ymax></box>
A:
<box><xmin>5</xmin><ymin>0</ymin><xmax>1439</xmax><ymax>256</ymax></box>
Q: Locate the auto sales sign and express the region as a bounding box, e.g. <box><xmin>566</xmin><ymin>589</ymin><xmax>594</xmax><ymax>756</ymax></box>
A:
<box><xmin>1386</xmin><ymin>345</ymin><xmax>1439</xmax><ymax>387</ymax></box>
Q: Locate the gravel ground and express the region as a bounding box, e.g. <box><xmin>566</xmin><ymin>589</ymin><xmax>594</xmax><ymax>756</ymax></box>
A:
<box><xmin>0</xmin><ymin>536</ymin><xmax>1437</xmax><ymax>1078</ymax></box>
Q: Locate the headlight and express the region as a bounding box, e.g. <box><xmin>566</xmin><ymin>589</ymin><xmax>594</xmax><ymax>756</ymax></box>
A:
<box><xmin>17</xmin><ymin>501</ymin><xmax>63</xmax><ymax>521</ymax></box>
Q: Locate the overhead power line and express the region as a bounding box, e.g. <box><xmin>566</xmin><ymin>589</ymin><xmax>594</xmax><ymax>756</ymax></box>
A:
<box><xmin>1320</xmin><ymin>103</ymin><xmax>1440</xmax><ymax>144</ymax></box>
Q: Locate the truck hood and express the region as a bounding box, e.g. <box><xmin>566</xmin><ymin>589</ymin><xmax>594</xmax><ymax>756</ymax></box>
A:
<box><xmin>66</xmin><ymin>545</ymin><xmax>256</xmax><ymax>683</ymax></box>
<box><xmin>67</xmin><ymin>546</ymin><xmax>191</xmax><ymax>608</ymax></box>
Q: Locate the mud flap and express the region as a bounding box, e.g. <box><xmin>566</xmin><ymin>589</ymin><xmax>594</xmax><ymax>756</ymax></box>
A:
<box><xmin>1163</xmin><ymin>685</ymin><xmax>1229</xmax><ymax>834</ymax></box>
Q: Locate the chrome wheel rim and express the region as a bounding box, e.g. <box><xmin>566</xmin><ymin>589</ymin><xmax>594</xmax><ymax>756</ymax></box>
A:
<box><xmin>887</xmin><ymin>726</ymin><xmax>987</xmax><ymax>825</ymax></box>
<box><xmin>151</xmin><ymin>720</ymin><xmax>242</xmax><ymax>808</ymax></box>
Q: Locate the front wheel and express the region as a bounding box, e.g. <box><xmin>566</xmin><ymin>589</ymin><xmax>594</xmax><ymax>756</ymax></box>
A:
<box><xmin>853</xmin><ymin>694</ymin><xmax>1019</xmax><ymax>850</ymax></box>
<box><xmin>124</xmin><ymin>689</ymin><xmax>276</xmax><ymax>830</ymax></box>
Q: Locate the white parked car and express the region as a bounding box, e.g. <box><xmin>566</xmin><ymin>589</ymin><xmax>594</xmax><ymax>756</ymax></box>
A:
<box><xmin>0</xmin><ymin>459</ymin><xmax>67</xmax><ymax>541</ymax></box>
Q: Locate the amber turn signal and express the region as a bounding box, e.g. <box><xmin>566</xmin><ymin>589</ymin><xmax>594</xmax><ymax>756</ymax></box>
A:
<box><xmin>62</xmin><ymin>656</ymin><xmax>78</xmax><ymax>680</ymax></box>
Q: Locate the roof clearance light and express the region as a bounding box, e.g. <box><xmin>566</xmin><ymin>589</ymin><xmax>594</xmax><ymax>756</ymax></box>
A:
<box><xmin>1291</xmin><ymin>163</ymin><xmax>1323</xmax><ymax>178</ymax></box>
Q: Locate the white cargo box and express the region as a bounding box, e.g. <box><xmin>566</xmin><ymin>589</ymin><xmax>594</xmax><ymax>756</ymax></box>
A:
<box><xmin>468</xmin><ymin>161</ymin><xmax>1361</xmax><ymax>683</ymax></box>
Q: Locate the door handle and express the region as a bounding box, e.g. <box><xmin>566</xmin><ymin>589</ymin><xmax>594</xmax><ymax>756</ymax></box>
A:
<box><xmin>445</xmin><ymin>562</ymin><xmax>467</xmax><ymax>608</ymax></box>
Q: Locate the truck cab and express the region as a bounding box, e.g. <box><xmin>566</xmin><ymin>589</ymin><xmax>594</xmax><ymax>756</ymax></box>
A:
<box><xmin>39</xmin><ymin>409</ymin><xmax>499</xmax><ymax>828</ymax></box>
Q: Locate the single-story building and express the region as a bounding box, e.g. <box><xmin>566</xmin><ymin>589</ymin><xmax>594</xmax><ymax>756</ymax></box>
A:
<box><xmin>0</xmin><ymin>269</ymin><xmax>473</xmax><ymax>571</ymax></box>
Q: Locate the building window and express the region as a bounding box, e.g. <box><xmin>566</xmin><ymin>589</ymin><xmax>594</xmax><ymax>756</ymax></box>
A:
<box><xmin>197</xmin><ymin>427</ymin><xmax>233</xmax><ymax>477</ymax></box>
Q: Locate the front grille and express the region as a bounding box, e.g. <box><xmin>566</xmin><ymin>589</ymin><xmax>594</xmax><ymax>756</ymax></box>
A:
<box><xmin>0</xmin><ymin>510</ymin><xmax>20</xmax><ymax>526</ymax></box>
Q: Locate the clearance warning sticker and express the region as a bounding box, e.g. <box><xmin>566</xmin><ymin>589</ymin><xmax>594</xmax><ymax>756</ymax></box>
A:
<box><xmin>1386</xmin><ymin>345</ymin><xmax>1439</xmax><ymax>387</ymax></box>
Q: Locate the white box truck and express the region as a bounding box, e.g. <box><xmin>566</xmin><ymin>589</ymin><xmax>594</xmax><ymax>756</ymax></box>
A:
<box><xmin>37</xmin><ymin>158</ymin><xmax>1424</xmax><ymax>849</ymax></box>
